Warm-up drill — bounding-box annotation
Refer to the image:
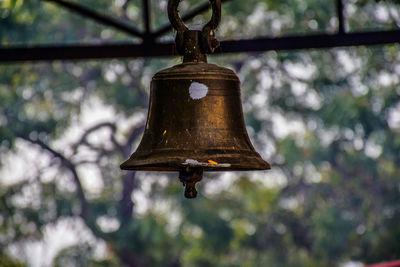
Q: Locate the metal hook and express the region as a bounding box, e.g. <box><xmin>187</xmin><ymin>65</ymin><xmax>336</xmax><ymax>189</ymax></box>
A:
<box><xmin>168</xmin><ymin>0</ymin><xmax>221</xmax><ymax>54</ymax></box>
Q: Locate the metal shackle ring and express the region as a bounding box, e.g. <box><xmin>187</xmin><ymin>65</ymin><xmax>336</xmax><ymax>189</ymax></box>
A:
<box><xmin>168</xmin><ymin>0</ymin><xmax>221</xmax><ymax>54</ymax></box>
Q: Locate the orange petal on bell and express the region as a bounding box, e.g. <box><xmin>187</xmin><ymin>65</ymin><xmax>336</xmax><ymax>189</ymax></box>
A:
<box><xmin>208</xmin><ymin>160</ymin><xmax>218</xmax><ymax>165</ymax></box>
<box><xmin>162</xmin><ymin>130</ymin><xmax>167</xmax><ymax>135</ymax></box>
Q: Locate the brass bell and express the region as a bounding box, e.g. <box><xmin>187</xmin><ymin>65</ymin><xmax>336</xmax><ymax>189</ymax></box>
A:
<box><xmin>121</xmin><ymin>0</ymin><xmax>270</xmax><ymax>198</ymax></box>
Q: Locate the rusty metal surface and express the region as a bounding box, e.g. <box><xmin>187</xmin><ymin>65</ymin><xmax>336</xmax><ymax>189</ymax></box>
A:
<box><xmin>121</xmin><ymin>0</ymin><xmax>269</xmax><ymax>198</ymax></box>
<box><xmin>120</xmin><ymin>59</ymin><xmax>270</xmax><ymax>172</ymax></box>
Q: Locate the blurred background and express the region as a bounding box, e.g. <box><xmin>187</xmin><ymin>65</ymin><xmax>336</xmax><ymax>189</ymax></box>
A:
<box><xmin>1</xmin><ymin>0</ymin><xmax>400</xmax><ymax>266</ymax></box>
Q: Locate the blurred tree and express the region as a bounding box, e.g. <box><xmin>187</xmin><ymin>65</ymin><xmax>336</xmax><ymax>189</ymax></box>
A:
<box><xmin>1</xmin><ymin>0</ymin><xmax>400</xmax><ymax>266</ymax></box>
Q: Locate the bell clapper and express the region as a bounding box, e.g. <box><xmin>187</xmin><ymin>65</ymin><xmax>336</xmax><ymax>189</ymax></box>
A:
<box><xmin>179</xmin><ymin>167</ymin><xmax>203</xmax><ymax>199</ymax></box>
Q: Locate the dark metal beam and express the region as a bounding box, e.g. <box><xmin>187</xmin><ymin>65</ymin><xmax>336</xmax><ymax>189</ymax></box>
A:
<box><xmin>1</xmin><ymin>30</ymin><xmax>400</xmax><ymax>62</ymax></box>
<box><xmin>142</xmin><ymin>0</ymin><xmax>151</xmax><ymax>35</ymax></box>
<box><xmin>336</xmin><ymin>0</ymin><xmax>345</xmax><ymax>34</ymax></box>
<box><xmin>152</xmin><ymin>0</ymin><xmax>232</xmax><ymax>38</ymax></box>
<box><xmin>217</xmin><ymin>30</ymin><xmax>400</xmax><ymax>53</ymax></box>
<box><xmin>44</xmin><ymin>0</ymin><xmax>143</xmax><ymax>38</ymax></box>
<box><xmin>0</xmin><ymin>42</ymin><xmax>176</xmax><ymax>62</ymax></box>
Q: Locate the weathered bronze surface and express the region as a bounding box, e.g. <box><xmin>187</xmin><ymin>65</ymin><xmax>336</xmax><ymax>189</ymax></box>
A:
<box><xmin>120</xmin><ymin>48</ymin><xmax>270</xmax><ymax>172</ymax></box>
<box><xmin>121</xmin><ymin>0</ymin><xmax>270</xmax><ymax>198</ymax></box>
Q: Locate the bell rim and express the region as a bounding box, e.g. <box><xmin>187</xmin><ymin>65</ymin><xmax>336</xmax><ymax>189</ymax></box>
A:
<box><xmin>120</xmin><ymin>164</ymin><xmax>271</xmax><ymax>172</ymax></box>
<box><xmin>120</xmin><ymin>152</ymin><xmax>271</xmax><ymax>172</ymax></box>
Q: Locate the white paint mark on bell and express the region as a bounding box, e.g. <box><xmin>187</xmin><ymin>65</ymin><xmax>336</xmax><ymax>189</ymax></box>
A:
<box><xmin>189</xmin><ymin>82</ymin><xmax>208</xmax><ymax>100</ymax></box>
<box><xmin>182</xmin><ymin>159</ymin><xmax>231</xmax><ymax>167</ymax></box>
<box><xmin>184</xmin><ymin>159</ymin><xmax>200</xmax><ymax>165</ymax></box>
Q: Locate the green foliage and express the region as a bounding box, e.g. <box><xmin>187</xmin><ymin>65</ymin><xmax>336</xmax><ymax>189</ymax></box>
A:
<box><xmin>0</xmin><ymin>252</ymin><xmax>25</xmax><ymax>267</ymax></box>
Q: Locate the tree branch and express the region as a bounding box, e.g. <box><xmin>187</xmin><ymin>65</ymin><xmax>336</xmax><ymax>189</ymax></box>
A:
<box><xmin>119</xmin><ymin>171</ymin><xmax>137</xmax><ymax>222</ymax></box>
<box><xmin>120</xmin><ymin>0</ymin><xmax>131</xmax><ymax>21</ymax></box>
<box><xmin>23</xmin><ymin>136</ymin><xmax>118</xmax><ymax>241</ymax></box>
<box><xmin>118</xmin><ymin>123</ymin><xmax>145</xmax><ymax>221</ymax></box>
<box><xmin>24</xmin><ymin>137</ymin><xmax>89</xmax><ymax>217</ymax></box>
<box><xmin>72</xmin><ymin>122</ymin><xmax>123</xmax><ymax>155</ymax></box>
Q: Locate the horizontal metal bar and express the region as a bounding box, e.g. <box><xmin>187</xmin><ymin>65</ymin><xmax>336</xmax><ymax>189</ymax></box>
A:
<box><xmin>217</xmin><ymin>29</ymin><xmax>400</xmax><ymax>53</ymax></box>
<box><xmin>0</xmin><ymin>42</ymin><xmax>176</xmax><ymax>61</ymax></box>
<box><xmin>44</xmin><ymin>0</ymin><xmax>143</xmax><ymax>38</ymax></box>
<box><xmin>1</xmin><ymin>30</ymin><xmax>399</xmax><ymax>62</ymax></box>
